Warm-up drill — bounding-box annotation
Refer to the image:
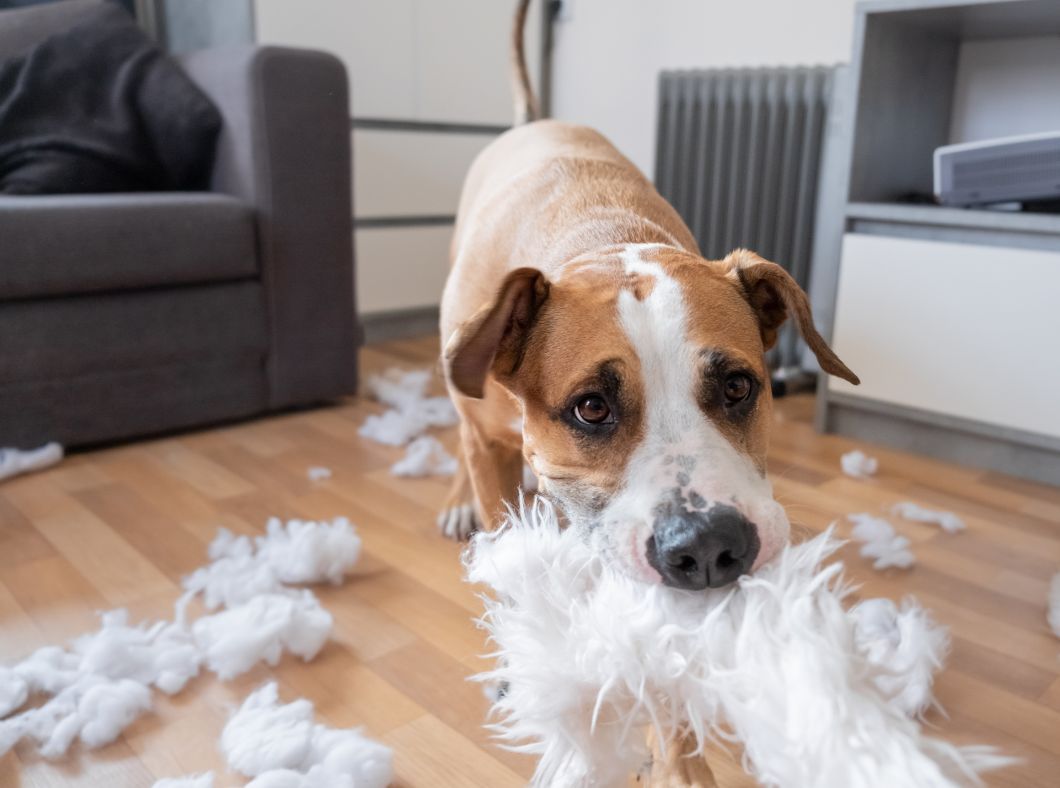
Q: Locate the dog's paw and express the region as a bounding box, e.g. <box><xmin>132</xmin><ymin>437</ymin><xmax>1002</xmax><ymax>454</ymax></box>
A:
<box><xmin>436</xmin><ymin>503</ymin><xmax>479</xmax><ymax>541</ymax></box>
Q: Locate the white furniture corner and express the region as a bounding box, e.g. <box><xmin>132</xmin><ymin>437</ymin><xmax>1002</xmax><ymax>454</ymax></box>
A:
<box><xmin>813</xmin><ymin>0</ymin><xmax>1060</xmax><ymax>486</ymax></box>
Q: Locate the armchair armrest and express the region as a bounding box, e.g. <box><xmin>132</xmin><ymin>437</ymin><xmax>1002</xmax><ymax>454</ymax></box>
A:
<box><xmin>177</xmin><ymin>46</ymin><xmax>358</xmax><ymax>408</ymax></box>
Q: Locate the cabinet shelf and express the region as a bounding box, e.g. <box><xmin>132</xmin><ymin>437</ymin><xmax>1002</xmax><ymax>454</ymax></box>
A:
<box><xmin>846</xmin><ymin>201</ymin><xmax>1060</xmax><ymax>235</ymax></box>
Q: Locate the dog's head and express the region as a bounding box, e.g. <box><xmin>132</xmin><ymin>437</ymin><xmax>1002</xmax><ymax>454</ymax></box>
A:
<box><xmin>445</xmin><ymin>244</ymin><xmax>858</xmax><ymax>589</ymax></box>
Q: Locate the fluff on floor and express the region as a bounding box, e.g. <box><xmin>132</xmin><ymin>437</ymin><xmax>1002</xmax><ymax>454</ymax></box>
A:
<box><xmin>359</xmin><ymin>368</ymin><xmax>459</xmax><ymax>477</ymax></box>
<box><xmin>153</xmin><ymin>682</ymin><xmax>393</xmax><ymax>788</ymax></box>
<box><xmin>840</xmin><ymin>448</ymin><xmax>878</xmax><ymax>479</ymax></box>
<box><xmin>0</xmin><ymin>517</ymin><xmax>370</xmax><ymax>763</ymax></box>
<box><xmin>306</xmin><ymin>466</ymin><xmax>332</xmax><ymax>482</ymax></box>
<box><xmin>0</xmin><ymin>441</ymin><xmax>63</xmax><ymax>483</ymax></box>
<box><xmin>847</xmin><ymin>512</ymin><xmax>916</xmax><ymax>570</ymax></box>
<box><xmin>466</xmin><ymin>498</ymin><xmax>1011</xmax><ymax>787</ymax></box>
<box><xmin>891</xmin><ymin>501</ymin><xmax>966</xmax><ymax>533</ymax></box>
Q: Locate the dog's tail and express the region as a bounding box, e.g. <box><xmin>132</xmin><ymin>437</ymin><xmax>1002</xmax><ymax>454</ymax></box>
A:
<box><xmin>511</xmin><ymin>0</ymin><xmax>539</xmax><ymax>124</ymax></box>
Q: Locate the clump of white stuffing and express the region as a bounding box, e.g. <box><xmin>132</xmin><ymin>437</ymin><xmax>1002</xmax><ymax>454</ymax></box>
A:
<box><xmin>365</xmin><ymin>367</ymin><xmax>433</xmax><ymax>411</ymax></box>
<box><xmin>0</xmin><ymin>441</ymin><xmax>64</xmax><ymax>482</ymax></box>
<box><xmin>306</xmin><ymin>466</ymin><xmax>332</xmax><ymax>482</ymax></box>
<box><xmin>221</xmin><ymin>682</ymin><xmax>393</xmax><ymax>788</ymax></box>
<box><xmin>256</xmin><ymin>517</ymin><xmax>361</xmax><ymax>587</ymax></box>
<box><xmin>0</xmin><ymin>610</ymin><xmax>200</xmax><ymax>758</ymax></box>
<box><xmin>180</xmin><ymin>518</ymin><xmax>361</xmax><ymax>613</ymax></box>
<box><xmin>359</xmin><ymin>368</ymin><xmax>459</xmax><ymax>478</ymax></box>
<box><xmin>391</xmin><ymin>435</ymin><xmax>458</xmax><ymax>478</ymax></box>
<box><xmin>192</xmin><ymin>592</ymin><xmax>332</xmax><ymax>681</ymax></box>
<box><xmin>848</xmin><ymin>512</ymin><xmax>916</xmax><ymax>569</ymax></box>
<box><xmin>892</xmin><ymin>501</ymin><xmax>966</xmax><ymax>533</ymax></box>
<box><xmin>1</xmin><ymin>517</ymin><xmax>364</xmax><ymax>760</ymax></box>
<box><xmin>840</xmin><ymin>448</ymin><xmax>878</xmax><ymax>478</ymax></box>
<box><xmin>466</xmin><ymin>498</ymin><xmax>1010</xmax><ymax>787</ymax></box>
<box><xmin>851</xmin><ymin>597</ymin><xmax>950</xmax><ymax>717</ymax></box>
<box><xmin>1049</xmin><ymin>573</ymin><xmax>1060</xmax><ymax>640</ymax></box>
<box><xmin>0</xmin><ymin>673</ymin><xmax>152</xmax><ymax>759</ymax></box>
<box><xmin>153</xmin><ymin>775</ymin><xmax>215</xmax><ymax>788</ymax></box>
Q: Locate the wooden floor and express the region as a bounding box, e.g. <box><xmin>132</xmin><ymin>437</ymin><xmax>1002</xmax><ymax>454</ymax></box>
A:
<box><xmin>1</xmin><ymin>335</ymin><xmax>1058</xmax><ymax>787</ymax></box>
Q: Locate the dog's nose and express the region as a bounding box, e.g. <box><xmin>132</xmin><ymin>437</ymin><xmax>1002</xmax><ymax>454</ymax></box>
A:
<box><xmin>646</xmin><ymin>503</ymin><xmax>760</xmax><ymax>590</ymax></box>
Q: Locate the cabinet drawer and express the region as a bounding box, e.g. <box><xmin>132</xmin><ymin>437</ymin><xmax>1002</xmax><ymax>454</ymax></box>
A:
<box><xmin>353</xmin><ymin>130</ymin><xmax>491</xmax><ymax>218</ymax></box>
<box><xmin>356</xmin><ymin>226</ymin><xmax>451</xmax><ymax>314</ymax></box>
<box><xmin>829</xmin><ymin>233</ymin><xmax>1060</xmax><ymax>439</ymax></box>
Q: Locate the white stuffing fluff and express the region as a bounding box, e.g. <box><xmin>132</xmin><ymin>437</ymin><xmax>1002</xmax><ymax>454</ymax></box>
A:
<box><xmin>359</xmin><ymin>368</ymin><xmax>460</xmax><ymax>480</ymax></box>
<box><xmin>255</xmin><ymin>517</ymin><xmax>361</xmax><ymax>587</ymax></box>
<box><xmin>892</xmin><ymin>501</ymin><xmax>966</xmax><ymax>534</ymax></box>
<box><xmin>222</xmin><ymin>682</ymin><xmax>393</xmax><ymax>788</ymax></box>
<box><xmin>848</xmin><ymin>512</ymin><xmax>916</xmax><ymax>569</ymax></box>
<box><xmin>152</xmin><ymin>774</ymin><xmax>215</xmax><ymax>788</ymax></box>
<box><xmin>0</xmin><ymin>674</ymin><xmax>152</xmax><ymax>759</ymax></box>
<box><xmin>306</xmin><ymin>466</ymin><xmax>332</xmax><ymax>482</ymax></box>
<box><xmin>1049</xmin><ymin>573</ymin><xmax>1060</xmax><ymax>639</ymax></box>
<box><xmin>1</xmin><ymin>517</ymin><xmax>364</xmax><ymax>760</ymax></box>
<box><xmin>850</xmin><ymin>598</ymin><xmax>950</xmax><ymax>717</ymax></box>
<box><xmin>365</xmin><ymin>367</ymin><xmax>433</xmax><ymax>411</ymax></box>
<box><xmin>840</xmin><ymin>448</ymin><xmax>879</xmax><ymax>479</ymax></box>
<box><xmin>0</xmin><ymin>441</ymin><xmax>64</xmax><ymax>482</ymax></box>
<box><xmin>358</xmin><ymin>409</ymin><xmax>430</xmax><ymax>447</ymax></box>
<box><xmin>391</xmin><ymin>435</ymin><xmax>458</xmax><ymax>478</ymax></box>
<box><xmin>180</xmin><ymin>518</ymin><xmax>361</xmax><ymax>613</ymax></box>
<box><xmin>74</xmin><ymin>610</ymin><xmax>201</xmax><ymax>695</ymax></box>
<box><xmin>192</xmin><ymin>592</ymin><xmax>332</xmax><ymax>681</ymax></box>
<box><xmin>0</xmin><ymin>667</ymin><xmax>29</xmax><ymax>718</ymax></box>
<box><xmin>0</xmin><ymin>611</ymin><xmax>199</xmax><ymax>758</ymax></box>
<box><xmin>466</xmin><ymin>498</ymin><xmax>1009</xmax><ymax>787</ymax></box>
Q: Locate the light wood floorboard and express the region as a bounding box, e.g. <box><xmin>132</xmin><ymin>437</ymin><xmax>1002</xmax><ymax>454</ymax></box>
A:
<box><xmin>1</xmin><ymin>336</ymin><xmax>1057</xmax><ymax>786</ymax></box>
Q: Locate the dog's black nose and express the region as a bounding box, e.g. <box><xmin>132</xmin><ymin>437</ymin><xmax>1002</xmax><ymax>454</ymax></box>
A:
<box><xmin>647</xmin><ymin>503</ymin><xmax>760</xmax><ymax>590</ymax></box>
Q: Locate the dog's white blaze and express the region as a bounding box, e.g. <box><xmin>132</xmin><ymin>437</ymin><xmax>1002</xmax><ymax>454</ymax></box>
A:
<box><xmin>593</xmin><ymin>244</ymin><xmax>789</xmax><ymax>579</ymax></box>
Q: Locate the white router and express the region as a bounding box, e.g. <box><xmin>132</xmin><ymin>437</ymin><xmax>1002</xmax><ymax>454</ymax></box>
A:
<box><xmin>934</xmin><ymin>130</ymin><xmax>1060</xmax><ymax>207</ymax></box>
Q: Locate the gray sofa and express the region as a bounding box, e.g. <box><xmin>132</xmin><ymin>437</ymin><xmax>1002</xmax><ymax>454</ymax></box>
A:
<box><xmin>0</xmin><ymin>0</ymin><xmax>359</xmax><ymax>448</ymax></box>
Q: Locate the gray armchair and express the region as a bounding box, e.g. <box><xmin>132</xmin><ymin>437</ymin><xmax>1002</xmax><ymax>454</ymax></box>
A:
<box><xmin>0</xmin><ymin>0</ymin><xmax>359</xmax><ymax>448</ymax></box>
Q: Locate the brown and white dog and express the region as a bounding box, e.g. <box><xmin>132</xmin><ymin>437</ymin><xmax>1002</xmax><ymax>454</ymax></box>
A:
<box><xmin>439</xmin><ymin>1</ymin><xmax>858</xmax><ymax>588</ymax></box>
<box><xmin>440</xmin><ymin>2</ymin><xmax>859</xmax><ymax>782</ymax></box>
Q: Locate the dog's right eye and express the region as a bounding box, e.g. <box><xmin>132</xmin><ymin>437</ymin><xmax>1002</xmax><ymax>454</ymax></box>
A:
<box><xmin>574</xmin><ymin>395</ymin><xmax>613</xmax><ymax>425</ymax></box>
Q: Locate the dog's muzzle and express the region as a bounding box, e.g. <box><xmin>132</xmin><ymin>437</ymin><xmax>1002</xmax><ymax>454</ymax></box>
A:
<box><xmin>646</xmin><ymin>502</ymin><xmax>760</xmax><ymax>590</ymax></box>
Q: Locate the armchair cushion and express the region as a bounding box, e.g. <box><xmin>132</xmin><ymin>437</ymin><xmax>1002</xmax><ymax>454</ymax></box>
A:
<box><xmin>0</xmin><ymin>192</ymin><xmax>257</xmax><ymax>300</ymax></box>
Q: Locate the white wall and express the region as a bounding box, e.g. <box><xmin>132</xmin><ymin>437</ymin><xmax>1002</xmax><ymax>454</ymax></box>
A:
<box><xmin>949</xmin><ymin>36</ymin><xmax>1060</xmax><ymax>144</ymax></box>
<box><xmin>551</xmin><ymin>0</ymin><xmax>858</xmax><ymax>177</ymax></box>
<box><xmin>162</xmin><ymin>0</ymin><xmax>253</xmax><ymax>53</ymax></box>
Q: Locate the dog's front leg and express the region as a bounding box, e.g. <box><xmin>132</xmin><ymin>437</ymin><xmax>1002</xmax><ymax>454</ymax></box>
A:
<box><xmin>438</xmin><ymin>414</ymin><xmax>522</xmax><ymax>540</ymax></box>
<box><xmin>462</xmin><ymin>417</ymin><xmax>523</xmax><ymax>531</ymax></box>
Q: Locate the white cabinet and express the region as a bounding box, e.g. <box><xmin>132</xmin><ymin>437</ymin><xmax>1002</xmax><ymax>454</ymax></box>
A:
<box><xmin>254</xmin><ymin>0</ymin><xmax>539</xmax><ymax>316</ymax></box>
<box><xmin>254</xmin><ymin>0</ymin><xmax>538</xmax><ymax>125</ymax></box>
<box><xmin>353</xmin><ymin>130</ymin><xmax>493</xmax><ymax>218</ymax></box>
<box><xmin>829</xmin><ymin>233</ymin><xmax>1060</xmax><ymax>440</ymax></box>
<box><xmin>355</xmin><ymin>226</ymin><xmax>453</xmax><ymax>314</ymax></box>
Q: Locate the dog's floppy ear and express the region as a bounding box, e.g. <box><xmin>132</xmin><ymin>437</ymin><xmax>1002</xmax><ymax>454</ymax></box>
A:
<box><xmin>721</xmin><ymin>249</ymin><xmax>859</xmax><ymax>385</ymax></box>
<box><xmin>444</xmin><ymin>267</ymin><xmax>550</xmax><ymax>398</ymax></box>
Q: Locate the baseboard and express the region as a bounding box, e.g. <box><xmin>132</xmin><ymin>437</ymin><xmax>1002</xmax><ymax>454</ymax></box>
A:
<box><xmin>360</xmin><ymin>306</ymin><xmax>440</xmax><ymax>344</ymax></box>
<box><xmin>823</xmin><ymin>393</ymin><xmax>1060</xmax><ymax>487</ymax></box>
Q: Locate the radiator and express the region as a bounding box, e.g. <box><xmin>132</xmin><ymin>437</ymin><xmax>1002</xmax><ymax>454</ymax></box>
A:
<box><xmin>655</xmin><ymin>66</ymin><xmax>836</xmax><ymax>373</ymax></box>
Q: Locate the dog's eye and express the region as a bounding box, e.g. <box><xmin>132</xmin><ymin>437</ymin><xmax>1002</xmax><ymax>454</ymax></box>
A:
<box><xmin>723</xmin><ymin>373</ymin><xmax>752</xmax><ymax>404</ymax></box>
<box><xmin>574</xmin><ymin>395</ymin><xmax>613</xmax><ymax>425</ymax></box>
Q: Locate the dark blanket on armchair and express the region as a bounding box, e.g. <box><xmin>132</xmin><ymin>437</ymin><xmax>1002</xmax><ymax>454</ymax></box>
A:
<box><xmin>0</xmin><ymin>1</ymin><xmax>221</xmax><ymax>194</ymax></box>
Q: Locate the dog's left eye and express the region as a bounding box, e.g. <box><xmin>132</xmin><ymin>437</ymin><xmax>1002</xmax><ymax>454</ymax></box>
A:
<box><xmin>724</xmin><ymin>373</ymin><xmax>753</xmax><ymax>404</ymax></box>
<box><xmin>574</xmin><ymin>395</ymin><xmax>613</xmax><ymax>425</ymax></box>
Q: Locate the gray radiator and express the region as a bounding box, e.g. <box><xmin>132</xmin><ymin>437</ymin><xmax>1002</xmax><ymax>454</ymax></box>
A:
<box><xmin>655</xmin><ymin>66</ymin><xmax>836</xmax><ymax>373</ymax></box>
